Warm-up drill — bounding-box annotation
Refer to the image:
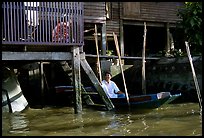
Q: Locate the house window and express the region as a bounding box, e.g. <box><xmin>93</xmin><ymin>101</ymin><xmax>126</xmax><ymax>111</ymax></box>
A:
<box><xmin>106</xmin><ymin>2</ymin><xmax>111</xmax><ymax>19</ymax></box>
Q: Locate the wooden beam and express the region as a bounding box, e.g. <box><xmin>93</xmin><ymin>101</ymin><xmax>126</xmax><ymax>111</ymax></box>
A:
<box><xmin>85</xmin><ymin>54</ymin><xmax>160</xmax><ymax>60</ymax></box>
<box><xmin>2</xmin><ymin>52</ymin><xmax>73</xmax><ymax>60</ymax></box>
<box><xmin>80</xmin><ymin>58</ymin><xmax>115</xmax><ymax>111</ymax></box>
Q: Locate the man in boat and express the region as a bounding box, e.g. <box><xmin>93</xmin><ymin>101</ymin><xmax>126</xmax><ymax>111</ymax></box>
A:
<box><xmin>101</xmin><ymin>72</ymin><xmax>125</xmax><ymax>98</ymax></box>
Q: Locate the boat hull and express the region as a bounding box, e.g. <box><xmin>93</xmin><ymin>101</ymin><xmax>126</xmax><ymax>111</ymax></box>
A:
<box><xmin>2</xmin><ymin>67</ymin><xmax>28</xmax><ymax>113</ymax></box>
<box><xmin>110</xmin><ymin>92</ymin><xmax>181</xmax><ymax>110</ymax></box>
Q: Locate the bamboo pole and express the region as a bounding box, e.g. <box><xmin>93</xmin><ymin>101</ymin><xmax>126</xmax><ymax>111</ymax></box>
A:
<box><xmin>113</xmin><ymin>32</ymin><xmax>130</xmax><ymax>108</ymax></box>
<box><xmin>94</xmin><ymin>24</ymin><xmax>102</xmax><ymax>83</ymax></box>
<box><xmin>142</xmin><ymin>22</ymin><xmax>147</xmax><ymax>94</ymax></box>
<box><xmin>185</xmin><ymin>41</ymin><xmax>202</xmax><ymax>110</ymax></box>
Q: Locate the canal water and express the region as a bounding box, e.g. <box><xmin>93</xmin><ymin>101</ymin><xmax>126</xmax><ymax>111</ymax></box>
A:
<box><xmin>2</xmin><ymin>103</ymin><xmax>202</xmax><ymax>136</ymax></box>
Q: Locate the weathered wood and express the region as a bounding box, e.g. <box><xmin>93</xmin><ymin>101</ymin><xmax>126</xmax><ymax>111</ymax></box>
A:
<box><xmin>85</xmin><ymin>54</ymin><xmax>160</xmax><ymax>60</ymax></box>
<box><xmin>72</xmin><ymin>46</ymin><xmax>82</xmax><ymax>114</ymax></box>
<box><xmin>113</xmin><ymin>32</ymin><xmax>130</xmax><ymax>108</ymax></box>
<box><xmin>2</xmin><ymin>52</ymin><xmax>72</xmax><ymax>60</ymax></box>
<box><xmin>106</xmin><ymin>2</ymin><xmax>120</xmax><ymax>35</ymax></box>
<box><xmin>94</xmin><ymin>24</ymin><xmax>102</xmax><ymax>83</ymax></box>
<box><xmin>119</xmin><ymin>19</ymin><xmax>124</xmax><ymax>64</ymax></box>
<box><xmin>101</xmin><ymin>23</ymin><xmax>107</xmax><ymax>56</ymax></box>
<box><xmin>165</xmin><ymin>23</ymin><xmax>170</xmax><ymax>52</ymax></box>
<box><xmin>84</xmin><ymin>2</ymin><xmax>106</xmax><ymax>23</ymax></box>
<box><xmin>142</xmin><ymin>22</ymin><xmax>147</xmax><ymax>95</ymax></box>
<box><xmin>80</xmin><ymin>58</ymin><xmax>115</xmax><ymax>111</ymax></box>
<box><xmin>59</xmin><ymin>61</ymin><xmax>95</xmax><ymax>106</ymax></box>
<box><xmin>40</xmin><ymin>62</ymin><xmax>45</xmax><ymax>107</ymax></box>
<box><xmin>123</xmin><ymin>2</ymin><xmax>140</xmax><ymax>17</ymax></box>
<box><xmin>122</xmin><ymin>2</ymin><xmax>183</xmax><ymax>23</ymax></box>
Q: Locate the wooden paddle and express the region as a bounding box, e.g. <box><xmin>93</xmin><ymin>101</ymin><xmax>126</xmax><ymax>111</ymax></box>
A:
<box><xmin>113</xmin><ymin>32</ymin><xmax>130</xmax><ymax>108</ymax></box>
<box><xmin>94</xmin><ymin>24</ymin><xmax>102</xmax><ymax>83</ymax></box>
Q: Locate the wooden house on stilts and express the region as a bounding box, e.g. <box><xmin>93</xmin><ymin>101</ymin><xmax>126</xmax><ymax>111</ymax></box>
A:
<box><xmin>2</xmin><ymin>2</ymin><xmax>186</xmax><ymax>114</ymax></box>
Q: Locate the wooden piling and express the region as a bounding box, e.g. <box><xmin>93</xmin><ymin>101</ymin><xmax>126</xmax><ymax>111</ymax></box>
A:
<box><xmin>40</xmin><ymin>61</ymin><xmax>45</xmax><ymax>108</ymax></box>
<box><xmin>72</xmin><ymin>46</ymin><xmax>82</xmax><ymax>114</ymax></box>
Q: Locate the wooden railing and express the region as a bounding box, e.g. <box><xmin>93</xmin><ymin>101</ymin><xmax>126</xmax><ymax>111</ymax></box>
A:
<box><xmin>2</xmin><ymin>2</ymin><xmax>84</xmax><ymax>46</ymax></box>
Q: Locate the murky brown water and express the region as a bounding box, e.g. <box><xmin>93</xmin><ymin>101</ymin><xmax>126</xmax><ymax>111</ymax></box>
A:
<box><xmin>2</xmin><ymin>103</ymin><xmax>202</xmax><ymax>136</ymax></box>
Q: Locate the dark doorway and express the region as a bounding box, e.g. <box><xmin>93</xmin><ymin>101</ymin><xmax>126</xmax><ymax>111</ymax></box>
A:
<box><xmin>123</xmin><ymin>25</ymin><xmax>166</xmax><ymax>57</ymax></box>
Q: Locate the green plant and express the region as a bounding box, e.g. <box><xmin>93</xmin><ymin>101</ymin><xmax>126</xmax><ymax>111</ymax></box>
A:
<box><xmin>157</xmin><ymin>48</ymin><xmax>185</xmax><ymax>57</ymax></box>
<box><xmin>106</xmin><ymin>50</ymin><xmax>114</xmax><ymax>56</ymax></box>
<box><xmin>177</xmin><ymin>2</ymin><xmax>202</xmax><ymax>53</ymax></box>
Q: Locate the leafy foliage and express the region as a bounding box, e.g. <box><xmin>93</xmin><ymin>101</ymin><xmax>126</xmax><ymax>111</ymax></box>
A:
<box><xmin>177</xmin><ymin>2</ymin><xmax>202</xmax><ymax>53</ymax></box>
<box><xmin>157</xmin><ymin>48</ymin><xmax>185</xmax><ymax>57</ymax></box>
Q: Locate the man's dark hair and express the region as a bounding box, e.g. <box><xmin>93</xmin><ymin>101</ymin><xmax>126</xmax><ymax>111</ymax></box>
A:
<box><xmin>104</xmin><ymin>71</ymin><xmax>112</xmax><ymax>76</ymax></box>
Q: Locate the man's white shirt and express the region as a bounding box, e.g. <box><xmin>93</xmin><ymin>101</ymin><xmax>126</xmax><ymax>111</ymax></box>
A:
<box><xmin>101</xmin><ymin>80</ymin><xmax>120</xmax><ymax>98</ymax></box>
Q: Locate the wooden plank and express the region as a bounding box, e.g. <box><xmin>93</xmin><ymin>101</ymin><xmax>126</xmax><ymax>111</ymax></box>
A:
<box><xmin>123</xmin><ymin>2</ymin><xmax>140</xmax><ymax>17</ymax></box>
<box><xmin>84</xmin><ymin>2</ymin><xmax>106</xmax><ymax>23</ymax></box>
<box><xmin>2</xmin><ymin>52</ymin><xmax>72</xmax><ymax>60</ymax></box>
<box><xmin>80</xmin><ymin>58</ymin><xmax>115</xmax><ymax>110</ymax></box>
<box><xmin>85</xmin><ymin>54</ymin><xmax>160</xmax><ymax>60</ymax></box>
<box><xmin>72</xmin><ymin>46</ymin><xmax>82</xmax><ymax>114</ymax></box>
<box><xmin>59</xmin><ymin>61</ymin><xmax>95</xmax><ymax>106</ymax></box>
<box><xmin>121</xmin><ymin>2</ymin><xmax>183</xmax><ymax>23</ymax></box>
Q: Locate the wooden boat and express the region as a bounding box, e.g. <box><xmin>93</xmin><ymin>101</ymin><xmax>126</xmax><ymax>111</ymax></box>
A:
<box><xmin>110</xmin><ymin>92</ymin><xmax>181</xmax><ymax>110</ymax></box>
<box><xmin>54</xmin><ymin>85</ymin><xmax>181</xmax><ymax>111</ymax></box>
<box><xmin>2</xmin><ymin>67</ymin><xmax>28</xmax><ymax>113</ymax></box>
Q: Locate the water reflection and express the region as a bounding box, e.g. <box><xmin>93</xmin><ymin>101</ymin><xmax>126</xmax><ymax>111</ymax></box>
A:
<box><xmin>9</xmin><ymin>113</ymin><xmax>30</xmax><ymax>134</ymax></box>
<box><xmin>2</xmin><ymin>103</ymin><xmax>202</xmax><ymax>136</ymax></box>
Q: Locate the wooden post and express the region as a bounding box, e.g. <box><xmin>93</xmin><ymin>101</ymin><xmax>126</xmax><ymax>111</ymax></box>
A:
<box><xmin>185</xmin><ymin>42</ymin><xmax>202</xmax><ymax>110</ymax></box>
<box><xmin>113</xmin><ymin>32</ymin><xmax>130</xmax><ymax>108</ymax></box>
<box><xmin>72</xmin><ymin>46</ymin><xmax>82</xmax><ymax>114</ymax></box>
<box><xmin>120</xmin><ymin>19</ymin><xmax>125</xmax><ymax>64</ymax></box>
<box><xmin>94</xmin><ymin>24</ymin><xmax>102</xmax><ymax>83</ymax></box>
<box><xmin>40</xmin><ymin>61</ymin><xmax>44</xmax><ymax>107</ymax></box>
<box><xmin>142</xmin><ymin>22</ymin><xmax>147</xmax><ymax>95</ymax></box>
<box><xmin>165</xmin><ymin>22</ymin><xmax>170</xmax><ymax>52</ymax></box>
<box><xmin>101</xmin><ymin>23</ymin><xmax>107</xmax><ymax>56</ymax></box>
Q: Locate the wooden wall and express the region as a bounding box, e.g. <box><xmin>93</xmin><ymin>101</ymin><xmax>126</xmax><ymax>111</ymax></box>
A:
<box><xmin>83</xmin><ymin>2</ymin><xmax>184</xmax><ymax>37</ymax></box>
<box><xmin>84</xmin><ymin>2</ymin><xmax>106</xmax><ymax>23</ymax></box>
<box><xmin>122</xmin><ymin>2</ymin><xmax>184</xmax><ymax>23</ymax></box>
<box><xmin>106</xmin><ymin>2</ymin><xmax>120</xmax><ymax>36</ymax></box>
